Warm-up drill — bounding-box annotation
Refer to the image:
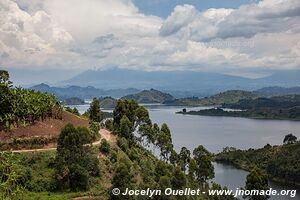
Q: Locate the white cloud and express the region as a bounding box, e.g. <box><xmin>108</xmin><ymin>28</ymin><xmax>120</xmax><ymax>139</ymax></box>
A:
<box><xmin>1</xmin><ymin>0</ymin><xmax>300</xmax><ymax>74</ymax></box>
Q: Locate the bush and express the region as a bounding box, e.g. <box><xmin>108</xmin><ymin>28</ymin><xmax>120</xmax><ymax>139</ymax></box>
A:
<box><xmin>99</xmin><ymin>139</ymin><xmax>110</xmax><ymax>154</ymax></box>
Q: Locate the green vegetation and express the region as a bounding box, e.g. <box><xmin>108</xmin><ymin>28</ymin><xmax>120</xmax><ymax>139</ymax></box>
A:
<box><xmin>121</xmin><ymin>88</ymin><xmax>175</xmax><ymax>103</ymax></box>
<box><xmin>215</xmin><ymin>139</ymin><xmax>300</xmax><ymax>185</ymax></box>
<box><xmin>283</xmin><ymin>133</ymin><xmax>297</xmax><ymax>144</ymax></box>
<box><xmin>88</xmin><ymin>98</ymin><xmax>103</xmax><ymax>122</ymax></box>
<box><xmin>178</xmin><ymin>107</ymin><xmax>300</xmax><ymax>120</ymax></box>
<box><xmin>0</xmin><ymin>70</ymin><xmax>62</xmax><ymax>131</ymax></box>
<box><xmin>65</xmin><ymin>106</ymin><xmax>80</xmax><ymax>116</ymax></box>
<box><xmin>0</xmin><ymin>136</ymin><xmax>57</xmax><ymax>151</ymax></box>
<box><xmin>165</xmin><ymin>90</ymin><xmax>257</xmax><ymax>106</ymax></box>
<box><xmin>244</xmin><ymin>168</ymin><xmax>269</xmax><ymax>200</ymax></box>
<box><xmin>224</xmin><ymin>95</ymin><xmax>300</xmax><ymax>109</ymax></box>
<box><xmin>55</xmin><ymin>124</ymin><xmax>101</xmax><ymax>191</ymax></box>
<box><xmin>99</xmin><ymin>139</ymin><xmax>110</xmax><ymax>154</ymax></box>
<box><xmin>0</xmin><ymin>95</ymin><xmax>238</xmax><ymax>199</ymax></box>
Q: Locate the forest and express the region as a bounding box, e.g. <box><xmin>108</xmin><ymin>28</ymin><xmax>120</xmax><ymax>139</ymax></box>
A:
<box><xmin>215</xmin><ymin>135</ymin><xmax>300</xmax><ymax>185</ymax></box>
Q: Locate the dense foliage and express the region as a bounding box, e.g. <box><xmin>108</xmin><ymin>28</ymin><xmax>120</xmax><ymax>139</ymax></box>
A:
<box><xmin>215</xmin><ymin>141</ymin><xmax>300</xmax><ymax>184</ymax></box>
<box><xmin>244</xmin><ymin>168</ymin><xmax>269</xmax><ymax>200</ymax></box>
<box><xmin>0</xmin><ymin>70</ymin><xmax>62</xmax><ymax>131</ymax></box>
<box><xmin>179</xmin><ymin>107</ymin><xmax>300</xmax><ymax>120</ymax></box>
<box><xmin>224</xmin><ymin>95</ymin><xmax>300</xmax><ymax>109</ymax></box>
<box><xmin>55</xmin><ymin>124</ymin><xmax>101</xmax><ymax>191</ymax></box>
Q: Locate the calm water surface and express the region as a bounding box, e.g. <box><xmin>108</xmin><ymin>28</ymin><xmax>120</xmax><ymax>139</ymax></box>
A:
<box><xmin>71</xmin><ymin>104</ymin><xmax>300</xmax><ymax>199</ymax></box>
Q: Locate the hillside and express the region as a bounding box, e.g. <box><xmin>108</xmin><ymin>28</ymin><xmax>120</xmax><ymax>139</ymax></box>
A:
<box><xmin>224</xmin><ymin>95</ymin><xmax>300</xmax><ymax>109</ymax></box>
<box><xmin>215</xmin><ymin>141</ymin><xmax>300</xmax><ymax>185</ymax></box>
<box><xmin>121</xmin><ymin>88</ymin><xmax>175</xmax><ymax>103</ymax></box>
<box><xmin>255</xmin><ymin>86</ymin><xmax>300</xmax><ymax>96</ymax></box>
<box><xmin>100</xmin><ymin>96</ymin><xmax>117</xmax><ymax>108</ymax></box>
<box><xmin>30</xmin><ymin>83</ymin><xmax>140</xmax><ymax>99</ymax></box>
<box><xmin>165</xmin><ymin>90</ymin><xmax>258</xmax><ymax>106</ymax></box>
<box><xmin>0</xmin><ymin>111</ymin><xmax>89</xmax><ymax>142</ymax></box>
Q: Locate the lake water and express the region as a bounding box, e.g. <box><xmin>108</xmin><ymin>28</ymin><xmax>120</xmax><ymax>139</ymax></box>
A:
<box><xmin>71</xmin><ymin>104</ymin><xmax>300</xmax><ymax>199</ymax></box>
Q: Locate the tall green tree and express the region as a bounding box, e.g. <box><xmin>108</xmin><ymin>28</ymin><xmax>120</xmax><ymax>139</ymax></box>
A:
<box><xmin>179</xmin><ymin>147</ymin><xmax>191</xmax><ymax>172</ymax></box>
<box><xmin>244</xmin><ymin>168</ymin><xmax>269</xmax><ymax>200</ymax></box>
<box><xmin>192</xmin><ymin>145</ymin><xmax>214</xmax><ymax>183</ymax></box>
<box><xmin>110</xmin><ymin>159</ymin><xmax>134</xmax><ymax>200</ymax></box>
<box><xmin>88</xmin><ymin>98</ymin><xmax>103</xmax><ymax>122</ymax></box>
<box><xmin>55</xmin><ymin>124</ymin><xmax>101</xmax><ymax>191</ymax></box>
<box><xmin>171</xmin><ymin>166</ymin><xmax>187</xmax><ymax>189</ymax></box>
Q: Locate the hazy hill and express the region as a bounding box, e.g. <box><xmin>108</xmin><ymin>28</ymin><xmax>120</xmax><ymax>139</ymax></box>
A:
<box><xmin>62</xmin><ymin>68</ymin><xmax>300</xmax><ymax>94</ymax></box>
<box><xmin>121</xmin><ymin>89</ymin><xmax>175</xmax><ymax>103</ymax></box>
<box><xmin>165</xmin><ymin>90</ymin><xmax>257</xmax><ymax>106</ymax></box>
<box><xmin>255</xmin><ymin>86</ymin><xmax>300</xmax><ymax>96</ymax></box>
<box><xmin>62</xmin><ymin>68</ymin><xmax>253</xmax><ymax>94</ymax></box>
<box><xmin>224</xmin><ymin>95</ymin><xmax>300</xmax><ymax>109</ymax></box>
<box><xmin>30</xmin><ymin>83</ymin><xmax>140</xmax><ymax>99</ymax></box>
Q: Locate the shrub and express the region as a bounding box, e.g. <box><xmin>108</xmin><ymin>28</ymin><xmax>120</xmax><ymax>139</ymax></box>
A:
<box><xmin>99</xmin><ymin>139</ymin><xmax>110</xmax><ymax>154</ymax></box>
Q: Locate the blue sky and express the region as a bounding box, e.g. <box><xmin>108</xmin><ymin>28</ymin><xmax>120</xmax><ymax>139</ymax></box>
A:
<box><xmin>133</xmin><ymin>0</ymin><xmax>257</xmax><ymax>17</ymax></box>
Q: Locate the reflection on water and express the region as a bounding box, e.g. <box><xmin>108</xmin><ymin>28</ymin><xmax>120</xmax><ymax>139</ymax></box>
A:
<box><xmin>69</xmin><ymin>104</ymin><xmax>300</xmax><ymax>200</ymax></box>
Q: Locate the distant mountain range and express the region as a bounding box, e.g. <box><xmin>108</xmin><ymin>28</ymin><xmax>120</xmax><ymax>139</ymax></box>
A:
<box><xmin>30</xmin><ymin>82</ymin><xmax>300</xmax><ymax>107</ymax></box>
<box><xmin>255</xmin><ymin>86</ymin><xmax>300</xmax><ymax>96</ymax></box>
<box><xmin>165</xmin><ymin>90</ymin><xmax>258</xmax><ymax>106</ymax></box>
<box><xmin>29</xmin><ymin>83</ymin><xmax>140</xmax><ymax>99</ymax></box>
<box><xmin>61</xmin><ymin>68</ymin><xmax>300</xmax><ymax>95</ymax></box>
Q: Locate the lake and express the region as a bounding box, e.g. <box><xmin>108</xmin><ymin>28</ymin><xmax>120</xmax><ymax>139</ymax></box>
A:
<box><xmin>71</xmin><ymin>104</ymin><xmax>300</xmax><ymax>199</ymax></box>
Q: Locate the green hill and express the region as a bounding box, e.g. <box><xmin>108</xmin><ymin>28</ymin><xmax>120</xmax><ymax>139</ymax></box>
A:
<box><xmin>121</xmin><ymin>88</ymin><xmax>175</xmax><ymax>103</ymax></box>
<box><xmin>100</xmin><ymin>97</ymin><xmax>117</xmax><ymax>108</ymax></box>
<box><xmin>165</xmin><ymin>90</ymin><xmax>258</xmax><ymax>106</ymax></box>
<box><xmin>215</xmin><ymin>141</ymin><xmax>300</xmax><ymax>185</ymax></box>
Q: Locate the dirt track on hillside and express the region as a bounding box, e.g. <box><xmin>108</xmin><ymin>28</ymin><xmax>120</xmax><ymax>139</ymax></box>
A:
<box><xmin>0</xmin><ymin>111</ymin><xmax>89</xmax><ymax>141</ymax></box>
<box><xmin>10</xmin><ymin>129</ymin><xmax>112</xmax><ymax>153</ymax></box>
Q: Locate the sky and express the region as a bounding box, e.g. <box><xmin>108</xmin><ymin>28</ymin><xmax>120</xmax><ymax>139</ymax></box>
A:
<box><xmin>1</xmin><ymin>0</ymin><xmax>300</xmax><ymax>83</ymax></box>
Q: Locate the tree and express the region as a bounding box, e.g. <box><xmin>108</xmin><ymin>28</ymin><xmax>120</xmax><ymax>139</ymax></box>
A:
<box><xmin>55</xmin><ymin>124</ymin><xmax>101</xmax><ymax>191</ymax></box>
<box><xmin>188</xmin><ymin>158</ymin><xmax>198</xmax><ymax>186</ymax></box>
<box><xmin>119</xmin><ymin>115</ymin><xmax>133</xmax><ymax>142</ymax></box>
<box><xmin>169</xmin><ymin>149</ymin><xmax>179</xmax><ymax>165</ymax></box>
<box><xmin>110</xmin><ymin>160</ymin><xmax>134</xmax><ymax>200</ymax></box>
<box><xmin>99</xmin><ymin>139</ymin><xmax>110</xmax><ymax>154</ymax></box>
<box><xmin>156</xmin><ymin>124</ymin><xmax>173</xmax><ymax>161</ymax></box>
<box><xmin>283</xmin><ymin>133</ymin><xmax>297</xmax><ymax>145</ymax></box>
<box><xmin>89</xmin><ymin>122</ymin><xmax>100</xmax><ymax>141</ymax></box>
<box><xmin>244</xmin><ymin>168</ymin><xmax>269</xmax><ymax>200</ymax></box>
<box><xmin>157</xmin><ymin>131</ymin><xmax>173</xmax><ymax>161</ymax></box>
<box><xmin>179</xmin><ymin>147</ymin><xmax>191</xmax><ymax>172</ymax></box>
<box><xmin>113</xmin><ymin>100</ymin><xmax>138</xmax><ymax>131</ymax></box>
<box><xmin>192</xmin><ymin>145</ymin><xmax>214</xmax><ymax>183</ymax></box>
<box><xmin>171</xmin><ymin>166</ymin><xmax>187</xmax><ymax>189</ymax></box>
<box><xmin>158</xmin><ymin>176</ymin><xmax>172</xmax><ymax>200</ymax></box>
<box><xmin>88</xmin><ymin>98</ymin><xmax>103</xmax><ymax>122</ymax></box>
